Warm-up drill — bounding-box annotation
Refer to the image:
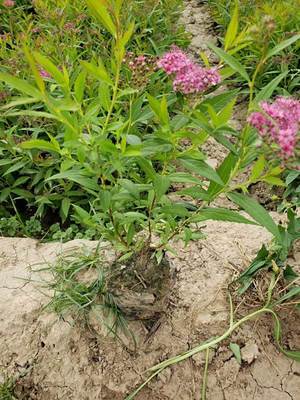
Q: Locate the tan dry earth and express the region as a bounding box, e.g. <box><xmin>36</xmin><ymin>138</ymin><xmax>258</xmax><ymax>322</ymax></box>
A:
<box><xmin>0</xmin><ymin>218</ymin><xmax>299</xmax><ymax>400</ymax></box>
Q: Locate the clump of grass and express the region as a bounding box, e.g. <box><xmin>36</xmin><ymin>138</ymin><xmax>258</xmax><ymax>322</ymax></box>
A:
<box><xmin>0</xmin><ymin>378</ymin><xmax>15</xmax><ymax>400</ymax></box>
<box><xmin>34</xmin><ymin>245</ymin><xmax>130</xmax><ymax>340</ymax></box>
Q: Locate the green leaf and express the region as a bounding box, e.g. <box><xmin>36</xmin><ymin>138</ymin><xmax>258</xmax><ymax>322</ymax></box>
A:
<box><xmin>99</xmin><ymin>190</ymin><xmax>111</xmax><ymax>212</ymax></box>
<box><xmin>249</xmin><ymin>155</ymin><xmax>265</xmax><ymax>181</ymax></box>
<box><xmin>153</xmin><ymin>175</ymin><xmax>170</xmax><ymax>200</ymax></box>
<box><xmin>224</xmin><ymin>2</ymin><xmax>239</xmax><ymax>51</ymax></box>
<box><xmin>228</xmin><ymin>192</ymin><xmax>281</xmax><ymax>242</ymax></box>
<box><xmin>60</xmin><ymin>198</ymin><xmax>71</xmax><ymax>222</ymax></box>
<box><xmin>169</xmin><ymin>172</ymin><xmax>202</xmax><ymax>185</ymax></box>
<box><xmin>81</xmin><ymin>60</ymin><xmax>112</xmax><ymax>85</ymax></box>
<box><xmin>265</xmin><ymin>34</ymin><xmax>300</xmax><ymax>61</ymax></box>
<box><xmin>229</xmin><ymin>343</ymin><xmax>241</xmax><ymax>364</ymax></box>
<box><xmin>273</xmin><ymin>286</ymin><xmax>300</xmax><ymax>306</ymax></box>
<box><xmin>283</xmin><ymin>266</ymin><xmax>299</xmax><ymax>282</ymax></box>
<box><xmin>255</xmin><ymin>72</ymin><xmax>288</xmax><ymax>103</ymax></box>
<box><xmin>0</xmin><ymin>72</ymin><xmax>42</xmax><ymax>98</ymax></box>
<box><xmin>4</xmin><ymin>110</ymin><xmax>61</xmax><ymax>121</ymax></box>
<box><xmin>23</xmin><ymin>46</ymin><xmax>45</xmax><ymax>94</ymax></box>
<box><xmin>120</xmin><ymin>22</ymin><xmax>135</xmax><ymax>47</ymax></box>
<box><xmin>286</xmin><ymin>170</ymin><xmax>300</xmax><ymax>185</ymax></box>
<box><xmin>207</xmin><ymin>153</ymin><xmax>237</xmax><ymax>200</ymax></box>
<box><xmin>1</xmin><ymin>97</ymin><xmax>41</xmax><ymax>109</ymax></box>
<box><xmin>46</xmin><ymin>171</ymin><xmax>99</xmax><ymax>191</ymax></box>
<box><xmin>11</xmin><ymin>188</ymin><xmax>34</xmax><ymax>198</ymax></box>
<box><xmin>3</xmin><ymin>160</ymin><xmax>28</xmax><ymax>176</ymax></box>
<box><xmin>20</xmin><ymin>139</ymin><xmax>61</xmax><ymax>153</ymax></box>
<box><xmin>137</xmin><ymin>158</ymin><xmax>156</xmax><ymax>179</ymax></box>
<box><xmin>209</xmin><ymin>43</ymin><xmax>250</xmax><ymax>82</ymax></box>
<box><xmin>86</xmin><ymin>0</ymin><xmax>116</xmax><ymax>37</ymax></box>
<box><xmin>178</xmin><ymin>186</ymin><xmax>210</xmax><ymax>201</ymax></box>
<box><xmin>160</xmin><ymin>204</ymin><xmax>190</xmax><ymax>217</ymax></box>
<box><xmin>0</xmin><ymin>188</ymin><xmax>10</xmax><ymax>202</ymax></box>
<box><xmin>98</xmin><ymin>82</ymin><xmax>111</xmax><ymax>111</ymax></box>
<box><xmin>33</xmin><ymin>51</ymin><xmax>68</xmax><ymax>89</ymax></box>
<box><xmin>74</xmin><ymin>70</ymin><xmax>87</xmax><ymax>103</ymax></box>
<box><xmin>238</xmin><ymin>245</ymin><xmax>269</xmax><ymax>293</ymax></box>
<box><xmin>147</xmin><ymin>94</ymin><xmax>169</xmax><ymax>127</ymax></box>
<box><xmin>192</xmin><ymin>207</ymin><xmax>258</xmax><ymax>225</ymax></box>
<box><xmin>271</xmin><ymin>311</ymin><xmax>300</xmax><ymax>362</ymax></box>
<box><xmin>217</xmin><ymin>98</ymin><xmax>236</xmax><ymax>126</ymax></box>
<box><xmin>180</xmin><ymin>159</ymin><xmax>224</xmax><ymax>185</ymax></box>
<box><xmin>262</xmin><ymin>176</ymin><xmax>285</xmax><ymax>186</ymax></box>
<box><xmin>73</xmin><ymin>205</ymin><xmax>94</xmax><ymax>227</ymax></box>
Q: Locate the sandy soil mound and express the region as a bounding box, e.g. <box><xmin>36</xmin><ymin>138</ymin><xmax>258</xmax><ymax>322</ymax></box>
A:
<box><xmin>1</xmin><ymin>219</ymin><xmax>299</xmax><ymax>399</ymax></box>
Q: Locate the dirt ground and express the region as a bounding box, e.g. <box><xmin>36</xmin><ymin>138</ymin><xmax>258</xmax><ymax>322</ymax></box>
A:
<box><xmin>0</xmin><ymin>217</ymin><xmax>299</xmax><ymax>400</ymax></box>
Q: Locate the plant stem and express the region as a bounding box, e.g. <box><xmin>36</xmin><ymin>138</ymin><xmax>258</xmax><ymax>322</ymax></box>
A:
<box><xmin>201</xmin><ymin>348</ymin><xmax>210</xmax><ymax>400</ymax></box>
<box><xmin>127</xmin><ymin>305</ymin><xmax>275</xmax><ymax>399</ymax></box>
<box><xmin>102</xmin><ymin>64</ymin><xmax>121</xmax><ymax>135</ymax></box>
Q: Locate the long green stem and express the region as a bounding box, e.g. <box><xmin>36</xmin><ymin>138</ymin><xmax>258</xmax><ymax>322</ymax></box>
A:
<box><xmin>126</xmin><ymin>306</ymin><xmax>276</xmax><ymax>400</ymax></box>
<box><xmin>201</xmin><ymin>348</ymin><xmax>210</xmax><ymax>400</ymax></box>
<box><xmin>102</xmin><ymin>63</ymin><xmax>121</xmax><ymax>135</ymax></box>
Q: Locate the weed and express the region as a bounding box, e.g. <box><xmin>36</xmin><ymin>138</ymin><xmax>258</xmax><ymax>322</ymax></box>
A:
<box><xmin>0</xmin><ymin>377</ymin><xmax>15</xmax><ymax>400</ymax></box>
<box><xmin>35</xmin><ymin>245</ymin><xmax>129</xmax><ymax>337</ymax></box>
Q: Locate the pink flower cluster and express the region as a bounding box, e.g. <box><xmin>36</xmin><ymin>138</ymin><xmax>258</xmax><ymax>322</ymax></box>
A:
<box><xmin>3</xmin><ymin>0</ymin><xmax>15</xmax><ymax>7</ymax></box>
<box><xmin>157</xmin><ymin>46</ymin><xmax>221</xmax><ymax>94</ymax></box>
<box><xmin>248</xmin><ymin>97</ymin><xmax>300</xmax><ymax>158</ymax></box>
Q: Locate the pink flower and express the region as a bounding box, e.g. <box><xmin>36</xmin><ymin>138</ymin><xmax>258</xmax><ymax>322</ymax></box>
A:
<box><xmin>158</xmin><ymin>46</ymin><xmax>221</xmax><ymax>94</ymax></box>
<box><xmin>39</xmin><ymin>69</ymin><xmax>51</xmax><ymax>79</ymax></box>
<box><xmin>248</xmin><ymin>97</ymin><xmax>300</xmax><ymax>158</ymax></box>
<box><xmin>3</xmin><ymin>0</ymin><xmax>15</xmax><ymax>7</ymax></box>
<box><xmin>157</xmin><ymin>46</ymin><xmax>192</xmax><ymax>75</ymax></box>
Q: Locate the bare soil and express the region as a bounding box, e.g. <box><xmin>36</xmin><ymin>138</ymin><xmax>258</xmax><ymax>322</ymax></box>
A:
<box><xmin>0</xmin><ymin>218</ymin><xmax>299</xmax><ymax>399</ymax></box>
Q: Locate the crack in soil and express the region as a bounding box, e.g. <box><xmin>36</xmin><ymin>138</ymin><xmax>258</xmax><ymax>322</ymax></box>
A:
<box><xmin>249</xmin><ymin>369</ymin><xmax>294</xmax><ymax>400</ymax></box>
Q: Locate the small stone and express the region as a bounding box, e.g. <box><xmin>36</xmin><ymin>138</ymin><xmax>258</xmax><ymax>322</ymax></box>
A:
<box><xmin>241</xmin><ymin>342</ymin><xmax>259</xmax><ymax>364</ymax></box>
